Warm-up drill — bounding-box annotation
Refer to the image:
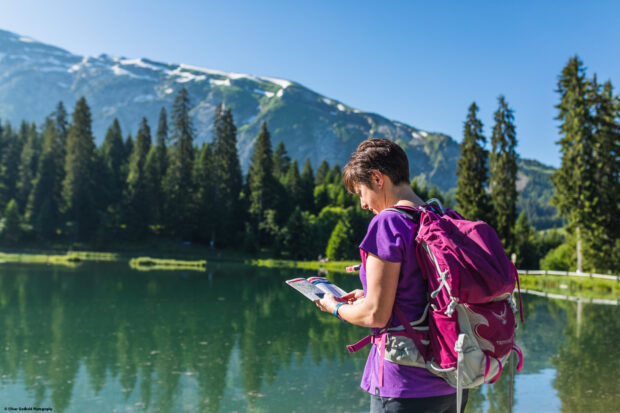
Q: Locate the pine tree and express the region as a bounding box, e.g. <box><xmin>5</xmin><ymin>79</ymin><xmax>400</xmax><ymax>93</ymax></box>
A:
<box><xmin>330</xmin><ymin>164</ymin><xmax>343</xmax><ymax>185</ymax></box>
<box><xmin>513</xmin><ymin>211</ymin><xmax>536</xmax><ymax>269</ymax></box>
<box><xmin>62</xmin><ymin>97</ymin><xmax>98</xmax><ymax>242</ymax></box>
<box><xmin>270</xmin><ymin>140</ymin><xmax>291</xmax><ymax>222</ymax></box>
<box><xmin>284</xmin><ymin>159</ymin><xmax>301</xmax><ymax>208</ymax></box>
<box><xmin>163</xmin><ymin>88</ymin><xmax>195</xmax><ymax>239</ymax></box>
<box><xmin>124</xmin><ymin>134</ymin><xmax>134</xmax><ymax>166</ymax></box>
<box><xmin>100</xmin><ymin>119</ymin><xmax>126</xmax><ymax>213</ymax></box>
<box><xmin>300</xmin><ymin>158</ymin><xmax>315</xmax><ymax>211</ymax></box>
<box><xmin>26</xmin><ymin>119</ymin><xmax>63</xmax><ymax>240</ymax></box>
<box><xmin>551</xmin><ymin>56</ymin><xmax>596</xmax><ymax>272</ymax></box>
<box><xmin>247</xmin><ymin>122</ymin><xmax>278</xmax><ymax>245</ymax></box>
<box><xmin>314</xmin><ymin>160</ymin><xmax>330</xmax><ymax>186</ymax></box>
<box><xmin>272</xmin><ymin>141</ymin><xmax>290</xmax><ymax>180</ymax></box>
<box><xmin>2</xmin><ymin>199</ymin><xmax>22</xmax><ymax>244</ymax></box>
<box><xmin>126</xmin><ymin>118</ymin><xmax>152</xmax><ymax>238</ymax></box>
<box><xmin>156</xmin><ymin>106</ymin><xmax>169</xmax><ymax>145</ymax></box>
<box><xmin>586</xmin><ymin>79</ymin><xmax>620</xmax><ymax>272</ymax></box>
<box><xmin>54</xmin><ymin>101</ymin><xmax>68</xmax><ymax>144</ymax></box>
<box><xmin>489</xmin><ymin>95</ymin><xmax>518</xmax><ymax>251</ymax></box>
<box><xmin>212</xmin><ymin>103</ymin><xmax>242</xmax><ymax>246</ymax></box>
<box><xmin>313</xmin><ymin>184</ymin><xmax>330</xmax><ymax>214</ymax></box>
<box><xmin>192</xmin><ymin>143</ymin><xmax>215</xmax><ymax>243</ymax></box>
<box><xmin>144</xmin><ymin>107</ymin><xmax>169</xmax><ymax>227</ymax></box>
<box><xmin>53</xmin><ymin>101</ymin><xmax>68</xmax><ymax>194</ymax></box>
<box><xmin>0</xmin><ymin>123</ymin><xmax>19</xmax><ymax>211</ymax></box>
<box><xmin>16</xmin><ymin>122</ymin><xmax>40</xmax><ymax>213</ymax></box>
<box><xmin>456</xmin><ymin>102</ymin><xmax>491</xmax><ymax>221</ymax></box>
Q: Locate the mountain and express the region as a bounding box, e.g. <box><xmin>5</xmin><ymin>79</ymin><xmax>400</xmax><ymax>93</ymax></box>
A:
<box><xmin>0</xmin><ymin>29</ymin><xmax>460</xmax><ymax>188</ymax></box>
<box><xmin>0</xmin><ymin>29</ymin><xmax>556</xmax><ymax>226</ymax></box>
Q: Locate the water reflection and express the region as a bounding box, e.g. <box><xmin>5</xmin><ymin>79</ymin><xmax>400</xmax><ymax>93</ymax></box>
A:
<box><xmin>465</xmin><ymin>293</ymin><xmax>620</xmax><ymax>413</ymax></box>
<box><xmin>0</xmin><ymin>263</ymin><xmax>367</xmax><ymax>412</ymax></box>
<box><xmin>0</xmin><ymin>263</ymin><xmax>618</xmax><ymax>412</ymax></box>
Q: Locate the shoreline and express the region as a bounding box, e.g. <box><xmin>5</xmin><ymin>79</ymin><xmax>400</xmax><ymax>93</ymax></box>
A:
<box><xmin>1</xmin><ymin>249</ymin><xmax>618</xmax><ymax>299</ymax></box>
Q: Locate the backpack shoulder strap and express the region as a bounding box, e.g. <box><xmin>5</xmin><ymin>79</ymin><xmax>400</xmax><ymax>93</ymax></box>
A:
<box><xmin>384</xmin><ymin>206</ymin><xmax>422</xmax><ymax>224</ymax></box>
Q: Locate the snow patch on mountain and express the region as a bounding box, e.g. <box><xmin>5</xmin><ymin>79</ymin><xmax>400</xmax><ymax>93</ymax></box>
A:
<box><xmin>111</xmin><ymin>64</ymin><xmax>158</xmax><ymax>82</ymax></box>
<box><xmin>261</xmin><ymin>76</ymin><xmax>291</xmax><ymax>89</ymax></box>
<box><xmin>177</xmin><ymin>64</ymin><xmax>291</xmax><ymax>90</ymax></box>
<box><xmin>411</xmin><ymin>130</ymin><xmax>429</xmax><ymax>140</ymax></box>
<box><xmin>322</xmin><ymin>97</ymin><xmax>361</xmax><ymax>113</ymax></box>
<box><xmin>170</xmin><ymin>66</ymin><xmax>206</xmax><ymax>83</ymax></box>
<box><xmin>68</xmin><ymin>56</ymin><xmax>91</xmax><ymax>73</ymax></box>
<box><xmin>254</xmin><ymin>89</ymin><xmax>274</xmax><ymax>98</ymax></box>
<box><xmin>210</xmin><ymin>78</ymin><xmax>230</xmax><ymax>87</ymax></box>
<box><xmin>119</xmin><ymin>58</ymin><xmax>163</xmax><ymax>72</ymax></box>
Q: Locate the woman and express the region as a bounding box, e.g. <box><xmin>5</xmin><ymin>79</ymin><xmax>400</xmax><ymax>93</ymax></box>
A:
<box><xmin>316</xmin><ymin>138</ymin><xmax>468</xmax><ymax>413</ymax></box>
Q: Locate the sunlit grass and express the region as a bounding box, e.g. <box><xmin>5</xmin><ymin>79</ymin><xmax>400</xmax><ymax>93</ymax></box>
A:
<box><xmin>517</xmin><ymin>273</ymin><xmax>620</xmax><ymax>300</ymax></box>
<box><xmin>0</xmin><ymin>251</ymin><xmax>120</xmax><ymax>267</ymax></box>
<box><xmin>247</xmin><ymin>258</ymin><xmax>360</xmax><ymax>273</ymax></box>
<box><xmin>129</xmin><ymin>257</ymin><xmax>207</xmax><ymax>271</ymax></box>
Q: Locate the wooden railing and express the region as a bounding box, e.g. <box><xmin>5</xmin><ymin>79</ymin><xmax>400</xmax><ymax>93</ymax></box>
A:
<box><xmin>518</xmin><ymin>269</ymin><xmax>619</xmax><ymax>282</ymax></box>
<box><xmin>519</xmin><ymin>288</ymin><xmax>619</xmax><ymax>306</ymax></box>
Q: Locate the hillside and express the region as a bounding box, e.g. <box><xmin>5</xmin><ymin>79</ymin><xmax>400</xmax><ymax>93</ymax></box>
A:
<box><xmin>0</xmin><ymin>28</ymin><xmax>557</xmax><ymax>226</ymax></box>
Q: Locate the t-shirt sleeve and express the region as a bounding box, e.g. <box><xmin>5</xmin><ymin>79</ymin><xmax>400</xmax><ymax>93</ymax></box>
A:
<box><xmin>359</xmin><ymin>212</ymin><xmax>407</xmax><ymax>263</ymax></box>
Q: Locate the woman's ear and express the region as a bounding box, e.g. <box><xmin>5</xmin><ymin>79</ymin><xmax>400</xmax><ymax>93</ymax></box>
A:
<box><xmin>371</xmin><ymin>170</ymin><xmax>383</xmax><ymax>188</ymax></box>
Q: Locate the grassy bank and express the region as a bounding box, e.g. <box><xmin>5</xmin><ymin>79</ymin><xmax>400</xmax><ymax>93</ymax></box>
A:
<box><xmin>0</xmin><ymin>251</ymin><xmax>119</xmax><ymax>267</ymax></box>
<box><xmin>246</xmin><ymin>258</ymin><xmax>360</xmax><ymax>273</ymax></box>
<box><xmin>518</xmin><ymin>273</ymin><xmax>620</xmax><ymax>300</ymax></box>
<box><xmin>129</xmin><ymin>257</ymin><xmax>207</xmax><ymax>271</ymax></box>
<box><xmin>2</xmin><ymin>249</ymin><xmax>618</xmax><ymax>301</ymax></box>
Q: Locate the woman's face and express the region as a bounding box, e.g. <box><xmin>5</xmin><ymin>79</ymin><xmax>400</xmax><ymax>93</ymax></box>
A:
<box><xmin>355</xmin><ymin>182</ymin><xmax>383</xmax><ymax>215</ymax></box>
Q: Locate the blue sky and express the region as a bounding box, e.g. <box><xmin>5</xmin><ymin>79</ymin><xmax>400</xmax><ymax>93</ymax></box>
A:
<box><xmin>1</xmin><ymin>0</ymin><xmax>618</xmax><ymax>167</ymax></box>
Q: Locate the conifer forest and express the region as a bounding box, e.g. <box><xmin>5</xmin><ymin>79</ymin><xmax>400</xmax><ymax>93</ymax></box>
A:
<box><xmin>0</xmin><ymin>56</ymin><xmax>617</xmax><ymax>273</ymax></box>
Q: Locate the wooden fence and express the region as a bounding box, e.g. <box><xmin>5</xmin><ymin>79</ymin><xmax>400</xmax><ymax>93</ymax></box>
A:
<box><xmin>518</xmin><ymin>269</ymin><xmax>619</xmax><ymax>282</ymax></box>
<box><xmin>520</xmin><ymin>288</ymin><xmax>619</xmax><ymax>306</ymax></box>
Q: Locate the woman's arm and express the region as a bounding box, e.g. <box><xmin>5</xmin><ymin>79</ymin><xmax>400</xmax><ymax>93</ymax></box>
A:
<box><xmin>317</xmin><ymin>252</ymin><xmax>400</xmax><ymax>328</ymax></box>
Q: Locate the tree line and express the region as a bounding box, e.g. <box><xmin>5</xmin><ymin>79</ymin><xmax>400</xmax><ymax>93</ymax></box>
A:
<box><xmin>1</xmin><ymin>55</ymin><xmax>616</xmax><ymax>270</ymax></box>
<box><xmin>0</xmin><ymin>87</ymin><xmax>519</xmax><ymax>262</ymax></box>
<box><xmin>453</xmin><ymin>95</ymin><xmax>558</xmax><ymax>270</ymax></box>
<box><xmin>0</xmin><ymin>88</ymin><xmax>386</xmax><ymax>260</ymax></box>
<box><xmin>454</xmin><ymin>56</ymin><xmax>619</xmax><ymax>273</ymax></box>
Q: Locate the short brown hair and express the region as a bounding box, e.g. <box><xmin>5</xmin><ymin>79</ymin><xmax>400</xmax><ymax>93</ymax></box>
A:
<box><xmin>343</xmin><ymin>138</ymin><xmax>410</xmax><ymax>193</ymax></box>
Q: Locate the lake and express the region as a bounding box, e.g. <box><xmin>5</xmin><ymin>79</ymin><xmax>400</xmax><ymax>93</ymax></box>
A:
<box><xmin>0</xmin><ymin>262</ymin><xmax>617</xmax><ymax>412</ymax></box>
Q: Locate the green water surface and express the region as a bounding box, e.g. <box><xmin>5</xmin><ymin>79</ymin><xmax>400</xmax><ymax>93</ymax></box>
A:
<box><xmin>0</xmin><ymin>262</ymin><xmax>617</xmax><ymax>413</ymax></box>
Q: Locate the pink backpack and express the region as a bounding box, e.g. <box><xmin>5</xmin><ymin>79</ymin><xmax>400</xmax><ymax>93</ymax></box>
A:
<box><xmin>347</xmin><ymin>202</ymin><xmax>524</xmax><ymax>412</ymax></box>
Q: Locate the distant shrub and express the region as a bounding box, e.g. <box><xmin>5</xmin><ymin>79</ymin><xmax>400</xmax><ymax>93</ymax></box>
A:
<box><xmin>540</xmin><ymin>243</ymin><xmax>574</xmax><ymax>271</ymax></box>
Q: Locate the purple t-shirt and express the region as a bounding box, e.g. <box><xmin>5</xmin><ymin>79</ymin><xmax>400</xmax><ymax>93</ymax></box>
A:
<box><xmin>359</xmin><ymin>209</ymin><xmax>455</xmax><ymax>398</ymax></box>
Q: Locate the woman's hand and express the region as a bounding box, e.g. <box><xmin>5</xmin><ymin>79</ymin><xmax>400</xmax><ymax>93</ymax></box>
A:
<box><xmin>315</xmin><ymin>293</ymin><xmax>340</xmax><ymax>314</ymax></box>
<box><xmin>315</xmin><ymin>253</ymin><xmax>399</xmax><ymax>328</ymax></box>
<box><xmin>340</xmin><ymin>289</ymin><xmax>365</xmax><ymax>304</ymax></box>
